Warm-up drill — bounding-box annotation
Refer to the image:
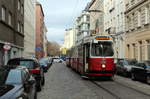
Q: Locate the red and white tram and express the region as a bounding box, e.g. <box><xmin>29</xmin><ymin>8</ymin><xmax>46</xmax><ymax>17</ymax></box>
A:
<box><xmin>66</xmin><ymin>35</ymin><xmax>116</xmax><ymax>79</ymax></box>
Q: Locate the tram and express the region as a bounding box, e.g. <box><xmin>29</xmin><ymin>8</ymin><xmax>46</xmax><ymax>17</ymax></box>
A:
<box><xmin>66</xmin><ymin>35</ymin><xmax>116</xmax><ymax>79</ymax></box>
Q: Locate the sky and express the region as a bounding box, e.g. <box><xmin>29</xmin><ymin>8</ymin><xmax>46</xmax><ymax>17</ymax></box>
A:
<box><xmin>39</xmin><ymin>0</ymin><xmax>91</xmax><ymax>45</ymax></box>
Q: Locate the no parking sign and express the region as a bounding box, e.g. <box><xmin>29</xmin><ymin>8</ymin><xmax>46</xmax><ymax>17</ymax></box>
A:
<box><xmin>3</xmin><ymin>43</ymin><xmax>11</xmax><ymax>51</ymax></box>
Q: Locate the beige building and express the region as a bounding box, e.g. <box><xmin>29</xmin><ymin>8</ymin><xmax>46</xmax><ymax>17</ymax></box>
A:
<box><xmin>125</xmin><ymin>0</ymin><xmax>150</xmax><ymax>61</ymax></box>
<box><xmin>88</xmin><ymin>0</ymin><xmax>105</xmax><ymax>35</ymax></box>
<box><xmin>104</xmin><ymin>0</ymin><xmax>126</xmax><ymax>58</ymax></box>
<box><xmin>24</xmin><ymin>0</ymin><xmax>36</xmax><ymax>57</ymax></box>
<box><xmin>43</xmin><ymin>23</ymin><xmax>48</xmax><ymax>57</ymax></box>
<box><xmin>64</xmin><ymin>28</ymin><xmax>74</xmax><ymax>49</ymax></box>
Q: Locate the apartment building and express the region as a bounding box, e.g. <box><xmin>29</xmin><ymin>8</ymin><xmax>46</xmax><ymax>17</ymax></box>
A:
<box><xmin>43</xmin><ymin>23</ymin><xmax>48</xmax><ymax>57</ymax></box>
<box><xmin>35</xmin><ymin>2</ymin><xmax>45</xmax><ymax>59</ymax></box>
<box><xmin>24</xmin><ymin>0</ymin><xmax>36</xmax><ymax>57</ymax></box>
<box><xmin>0</xmin><ymin>0</ymin><xmax>24</xmax><ymax>65</ymax></box>
<box><xmin>88</xmin><ymin>0</ymin><xmax>104</xmax><ymax>35</ymax></box>
<box><xmin>104</xmin><ymin>0</ymin><xmax>126</xmax><ymax>58</ymax></box>
<box><xmin>76</xmin><ymin>11</ymin><xmax>90</xmax><ymax>43</ymax></box>
<box><xmin>125</xmin><ymin>0</ymin><xmax>150</xmax><ymax>61</ymax></box>
<box><xmin>64</xmin><ymin>28</ymin><xmax>74</xmax><ymax>49</ymax></box>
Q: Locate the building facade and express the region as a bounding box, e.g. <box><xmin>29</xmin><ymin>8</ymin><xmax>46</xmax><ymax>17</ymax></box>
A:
<box><xmin>35</xmin><ymin>2</ymin><xmax>45</xmax><ymax>59</ymax></box>
<box><xmin>104</xmin><ymin>0</ymin><xmax>126</xmax><ymax>58</ymax></box>
<box><xmin>24</xmin><ymin>0</ymin><xmax>36</xmax><ymax>57</ymax></box>
<box><xmin>125</xmin><ymin>0</ymin><xmax>150</xmax><ymax>61</ymax></box>
<box><xmin>76</xmin><ymin>11</ymin><xmax>90</xmax><ymax>43</ymax></box>
<box><xmin>64</xmin><ymin>28</ymin><xmax>74</xmax><ymax>49</ymax></box>
<box><xmin>43</xmin><ymin>23</ymin><xmax>48</xmax><ymax>57</ymax></box>
<box><xmin>88</xmin><ymin>0</ymin><xmax>104</xmax><ymax>35</ymax></box>
<box><xmin>0</xmin><ymin>0</ymin><xmax>24</xmax><ymax>65</ymax></box>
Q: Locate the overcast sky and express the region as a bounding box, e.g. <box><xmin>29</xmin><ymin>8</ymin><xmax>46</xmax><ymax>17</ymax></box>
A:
<box><xmin>39</xmin><ymin>0</ymin><xmax>91</xmax><ymax>45</ymax></box>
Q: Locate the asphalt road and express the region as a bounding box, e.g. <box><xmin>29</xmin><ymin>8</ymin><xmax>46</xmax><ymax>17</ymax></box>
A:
<box><xmin>38</xmin><ymin>62</ymin><xmax>150</xmax><ymax>99</ymax></box>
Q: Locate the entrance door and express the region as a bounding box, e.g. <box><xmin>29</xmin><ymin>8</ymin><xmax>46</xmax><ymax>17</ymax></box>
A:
<box><xmin>0</xmin><ymin>50</ymin><xmax>4</xmax><ymax>65</ymax></box>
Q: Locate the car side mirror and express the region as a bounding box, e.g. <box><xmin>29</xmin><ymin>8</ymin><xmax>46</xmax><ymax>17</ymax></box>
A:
<box><xmin>142</xmin><ymin>65</ymin><xmax>147</xmax><ymax>69</ymax></box>
<box><xmin>28</xmin><ymin>77</ymin><xmax>36</xmax><ymax>85</ymax></box>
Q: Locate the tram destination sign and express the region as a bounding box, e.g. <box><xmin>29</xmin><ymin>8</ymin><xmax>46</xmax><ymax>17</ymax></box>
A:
<box><xmin>95</xmin><ymin>36</ymin><xmax>111</xmax><ymax>40</ymax></box>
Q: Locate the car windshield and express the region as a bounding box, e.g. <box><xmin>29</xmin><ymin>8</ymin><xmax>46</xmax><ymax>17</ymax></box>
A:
<box><xmin>127</xmin><ymin>60</ymin><xmax>137</xmax><ymax>65</ymax></box>
<box><xmin>0</xmin><ymin>68</ymin><xmax>22</xmax><ymax>85</ymax></box>
<box><xmin>123</xmin><ymin>60</ymin><xmax>129</xmax><ymax>65</ymax></box>
<box><xmin>5</xmin><ymin>70</ymin><xmax>22</xmax><ymax>84</ymax></box>
<box><xmin>8</xmin><ymin>60</ymin><xmax>34</xmax><ymax>69</ymax></box>
<box><xmin>39</xmin><ymin>58</ymin><xmax>48</xmax><ymax>64</ymax></box>
<box><xmin>91</xmin><ymin>42</ymin><xmax>114</xmax><ymax>57</ymax></box>
<box><xmin>146</xmin><ymin>61</ymin><xmax>150</xmax><ymax>66</ymax></box>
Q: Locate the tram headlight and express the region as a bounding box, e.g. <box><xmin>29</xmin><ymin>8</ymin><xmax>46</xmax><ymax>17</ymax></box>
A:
<box><xmin>102</xmin><ymin>64</ymin><xmax>106</xmax><ymax>68</ymax></box>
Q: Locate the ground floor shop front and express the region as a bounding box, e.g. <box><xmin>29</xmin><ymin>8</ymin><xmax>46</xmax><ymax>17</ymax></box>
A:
<box><xmin>0</xmin><ymin>43</ymin><xmax>23</xmax><ymax>65</ymax></box>
<box><xmin>125</xmin><ymin>29</ymin><xmax>150</xmax><ymax>61</ymax></box>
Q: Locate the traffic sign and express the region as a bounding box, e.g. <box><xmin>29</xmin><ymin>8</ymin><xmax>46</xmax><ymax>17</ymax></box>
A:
<box><xmin>3</xmin><ymin>43</ymin><xmax>11</xmax><ymax>51</ymax></box>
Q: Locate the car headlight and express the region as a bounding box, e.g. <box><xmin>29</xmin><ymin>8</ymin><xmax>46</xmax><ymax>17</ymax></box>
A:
<box><xmin>17</xmin><ymin>97</ymin><xmax>23</xmax><ymax>99</ymax></box>
<box><xmin>17</xmin><ymin>94</ymin><xmax>28</xmax><ymax>99</ymax></box>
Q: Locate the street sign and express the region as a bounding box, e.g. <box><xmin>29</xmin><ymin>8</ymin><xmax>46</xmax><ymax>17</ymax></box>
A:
<box><xmin>3</xmin><ymin>43</ymin><xmax>11</xmax><ymax>51</ymax></box>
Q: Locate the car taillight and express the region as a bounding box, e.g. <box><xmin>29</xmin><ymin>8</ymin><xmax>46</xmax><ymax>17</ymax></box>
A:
<box><xmin>29</xmin><ymin>68</ymin><xmax>40</xmax><ymax>74</ymax></box>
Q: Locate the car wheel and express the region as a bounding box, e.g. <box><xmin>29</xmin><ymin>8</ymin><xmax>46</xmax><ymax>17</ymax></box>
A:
<box><xmin>34</xmin><ymin>91</ymin><xmax>37</xmax><ymax>99</ymax></box>
<box><xmin>131</xmin><ymin>73</ymin><xmax>136</xmax><ymax>80</ymax></box>
<box><xmin>146</xmin><ymin>76</ymin><xmax>150</xmax><ymax>84</ymax></box>
<box><xmin>37</xmin><ymin>80</ymin><xmax>42</xmax><ymax>91</ymax></box>
<box><xmin>42</xmin><ymin>76</ymin><xmax>45</xmax><ymax>86</ymax></box>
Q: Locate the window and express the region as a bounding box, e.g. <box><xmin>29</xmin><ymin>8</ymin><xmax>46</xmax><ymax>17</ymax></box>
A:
<box><xmin>21</xmin><ymin>24</ymin><xmax>23</xmax><ymax>33</ymax></box>
<box><xmin>8</xmin><ymin>12</ymin><xmax>12</xmax><ymax>26</ymax></box>
<box><xmin>137</xmin><ymin>10</ymin><xmax>141</xmax><ymax>27</ymax></box>
<box><xmin>17</xmin><ymin>22</ymin><xmax>20</xmax><ymax>32</ymax></box>
<box><xmin>131</xmin><ymin>13</ymin><xmax>134</xmax><ymax>29</ymax></box>
<box><xmin>21</xmin><ymin>5</ymin><xmax>23</xmax><ymax>14</ymax></box>
<box><xmin>18</xmin><ymin>0</ymin><xmax>21</xmax><ymax>11</ymax></box>
<box><xmin>6</xmin><ymin>70</ymin><xmax>22</xmax><ymax>84</ymax></box>
<box><xmin>145</xmin><ymin>6</ymin><xmax>149</xmax><ymax>24</ymax></box>
<box><xmin>1</xmin><ymin>6</ymin><xmax>6</xmax><ymax>21</ymax></box>
<box><xmin>91</xmin><ymin>42</ymin><xmax>114</xmax><ymax>57</ymax></box>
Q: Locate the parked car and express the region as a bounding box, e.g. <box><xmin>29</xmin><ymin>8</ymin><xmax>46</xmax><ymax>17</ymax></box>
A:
<box><xmin>131</xmin><ymin>61</ymin><xmax>150</xmax><ymax>84</ymax></box>
<box><xmin>7</xmin><ymin>58</ymin><xmax>45</xmax><ymax>91</ymax></box>
<box><xmin>53</xmin><ymin>58</ymin><xmax>63</xmax><ymax>63</ymax></box>
<box><xmin>0</xmin><ymin>65</ymin><xmax>37</xmax><ymax>99</ymax></box>
<box><xmin>60</xmin><ymin>56</ymin><xmax>66</xmax><ymax>61</ymax></box>
<box><xmin>116</xmin><ymin>59</ymin><xmax>137</xmax><ymax>77</ymax></box>
<box><xmin>48</xmin><ymin>57</ymin><xmax>53</xmax><ymax>65</ymax></box>
<box><xmin>39</xmin><ymin>57</ymin><xmax>52</xmax><ymax>72</ymax></box>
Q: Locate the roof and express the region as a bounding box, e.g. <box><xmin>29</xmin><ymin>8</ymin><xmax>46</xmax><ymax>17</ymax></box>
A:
<box><xmin>36</xmin><ymin>1</ymin><xmax>45</xmax><ymax>17</ymax></box>
<box><xmin>0</xmin><ymin>65</ymin><xmax>28</xmax><ymax>71</ymax></box>
<box><xmin>88</xmin><ymin>0</ymin><xmax>96</xmax><ymax>9</ymax></box>
<box><xmin>8</xmin><ymin>57</ymin><xmax>38</xmax><ymax>62</ymax></box>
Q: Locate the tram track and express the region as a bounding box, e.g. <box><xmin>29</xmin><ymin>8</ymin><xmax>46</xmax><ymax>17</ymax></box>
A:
<box><xmin>114</xmin><ymin>80</ymin><xmax>150</xmax><ymax>97</ymax></box>
<box><xmin>91</xmin><ymin>81</ymin><xmax>121</xmax><ymax>99</ymax></box>
<box><xmin>90</xmin><ymin>80</ymin><xmax>150</xmax><ymax>99</ymax></box>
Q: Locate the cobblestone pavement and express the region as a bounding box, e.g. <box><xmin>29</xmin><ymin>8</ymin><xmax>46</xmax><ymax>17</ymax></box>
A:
<box><xmin>38</xmin><ymin>62</ymin><xmax>150</xmax><ymax>99</ymax></box>
<box><xmin>38</xmin><ymin>63</ymin><xmax>102</xmax><ymax>99</ymax></box>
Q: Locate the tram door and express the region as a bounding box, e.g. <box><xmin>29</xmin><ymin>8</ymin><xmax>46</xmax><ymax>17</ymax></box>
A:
<box><xmin>84</xmin><ymin>43</ymin><xmax>90</xmax><ymax>72</ymax></box>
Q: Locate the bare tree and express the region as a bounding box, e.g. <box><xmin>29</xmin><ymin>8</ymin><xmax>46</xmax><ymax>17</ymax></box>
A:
<box><xmin>47</xmin><ymin>41</ymin><xmax>61</xmax><ymax>56</ymax></box>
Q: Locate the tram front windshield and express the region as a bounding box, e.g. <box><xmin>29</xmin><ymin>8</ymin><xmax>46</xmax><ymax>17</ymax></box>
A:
<box><xmin>91</xmin><ymin>42</ymin><xmax>114</xmax><ymax>57</ymax></box>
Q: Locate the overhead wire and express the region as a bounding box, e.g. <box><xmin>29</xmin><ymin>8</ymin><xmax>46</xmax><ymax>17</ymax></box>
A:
<box><xmin>66</xmin><ymin>0</ymin><xmax>80</xmax><ymax>28</ymax></box>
